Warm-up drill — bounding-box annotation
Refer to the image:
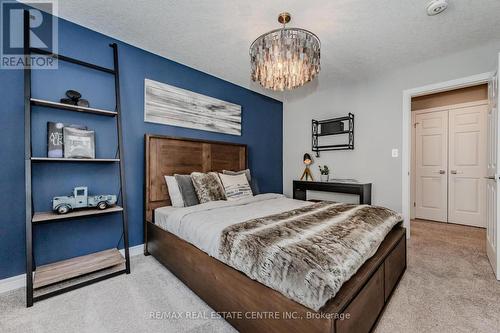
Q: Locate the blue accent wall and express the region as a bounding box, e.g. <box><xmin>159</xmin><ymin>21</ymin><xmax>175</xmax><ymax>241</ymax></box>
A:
<box><xmin>0</xmin><ymin>6</ymin><xmax>283</xmax><ymax>279</ymax></box>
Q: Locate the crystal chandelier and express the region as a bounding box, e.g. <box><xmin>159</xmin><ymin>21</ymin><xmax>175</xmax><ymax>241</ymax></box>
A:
<box><xmin>250</xmin><ymin>12</ymin><xmax>321</xmax><ymax>91</ymax></box>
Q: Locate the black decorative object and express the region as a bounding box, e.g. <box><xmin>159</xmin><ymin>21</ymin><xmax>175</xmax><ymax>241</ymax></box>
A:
<box><xmin>60</xmin><ymin>97</ymin><xmax>76</xmax><ymax>105</ymax></box>
<box><xmin>77</xmin><ymin>99</ymin><xmax>89</xmax><ymax>107</ymax></box>
<box><xmin>312</xmin><ymin>113</ymin><xmax>354</xmax><ymax>157</ymax></box>
<box><xmin>320</xmin><ymin>121</ymin><xmax>344</xmax><ymax>135</ymax></box>
<box><xmin>60</xmin><ymin>90</ymin><xmax>90</xmax><ymax>107</ymax></box>
<box><xmin>65</xmin><ymin>89</ymin><xmax>81</xmax><ymax>100</ymax></box>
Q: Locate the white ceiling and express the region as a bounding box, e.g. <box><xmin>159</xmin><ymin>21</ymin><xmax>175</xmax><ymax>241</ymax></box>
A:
<box><xmin>40</xmin><ymin>0</ymin><xmax>500</xmax><ymax>99</ymax></box>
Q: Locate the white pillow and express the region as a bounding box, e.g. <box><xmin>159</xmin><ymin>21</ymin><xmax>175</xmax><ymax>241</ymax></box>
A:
<box><xmin>218</xmin><ymin>173</ymin><xmax>253</xmax><ymax>201</ymax></box>
<box><xmin>164</xmin><ymin>176</ymin><xmax>185</xmax><ymax>207</ymax></box>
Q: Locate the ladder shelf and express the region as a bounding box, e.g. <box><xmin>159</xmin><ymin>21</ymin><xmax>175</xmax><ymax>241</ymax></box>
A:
<box><xmin>23</xmin><ymin>10</ymin><xmax>130</xmax><ymax>307</ymax></box>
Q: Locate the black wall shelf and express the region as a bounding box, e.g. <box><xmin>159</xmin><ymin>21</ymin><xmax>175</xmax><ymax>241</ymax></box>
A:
<box><xmin>23</xmin><ymin>10</ymin><xmax>130</xmax><ymax>307</ymax></box>
<box><xmin>312</xmin><ymin>113</ymin><xmax>354</xmax><ymax>157</ymax></box>
<box><xmin>30</xmin><ymin>47</ymin><xmax>115</xmax><ymax>74</ymax></box>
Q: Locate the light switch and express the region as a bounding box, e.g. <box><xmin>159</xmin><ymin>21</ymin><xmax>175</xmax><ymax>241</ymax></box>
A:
<box><xmin>392</xmin><ymin>149</ymin><xmax>399</xmax><ymax>157</ymax></box>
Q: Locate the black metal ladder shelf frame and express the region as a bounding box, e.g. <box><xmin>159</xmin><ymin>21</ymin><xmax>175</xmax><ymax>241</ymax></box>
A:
<box><xmin>312</xmin><ymin>112</ymin><xmax>354</xmax><ymax>157</ymax></box>
<box><xmin>23</xmin><ymin>10</ymin><xmax>130</xmax><ymax>307</ymax></box>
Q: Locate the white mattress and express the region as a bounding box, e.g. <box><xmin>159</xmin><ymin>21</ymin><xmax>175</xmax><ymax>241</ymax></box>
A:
<box><xmin>154</xmin><ymin>193</ymin><xmax>313</xmax><ymax>258</ymax></box>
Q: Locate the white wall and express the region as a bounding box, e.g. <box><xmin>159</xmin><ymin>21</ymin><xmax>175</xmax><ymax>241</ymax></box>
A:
<box><xmin>283</xmin><ymin>40</ymin><xmax>500</xmax><ymax>212</ymax></box>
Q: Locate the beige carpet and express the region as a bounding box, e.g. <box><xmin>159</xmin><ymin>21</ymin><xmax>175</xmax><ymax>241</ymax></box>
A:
<box><xmin>375</xmin><ymin>220</ymin><xmax>500</xmax><ymax>333</ymax></box>
<box><xmin>1</xmin><ymin>220</ymin><xmax>499</xmax><ymax>333</ymax></box>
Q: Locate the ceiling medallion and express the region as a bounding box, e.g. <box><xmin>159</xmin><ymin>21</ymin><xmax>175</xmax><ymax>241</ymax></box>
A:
<box><xmin>250</xmin><ymin>12</ymin><xmax>321</xmax><ymax>91</ymax></box>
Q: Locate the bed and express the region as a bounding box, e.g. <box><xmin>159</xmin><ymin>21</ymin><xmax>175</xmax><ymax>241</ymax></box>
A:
<box><xmin>143</xmin><ymin>134</ymin><xmax>406</xmax><ymax>333</ymax></box>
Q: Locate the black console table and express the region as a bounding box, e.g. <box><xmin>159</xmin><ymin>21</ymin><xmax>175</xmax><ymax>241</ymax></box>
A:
<box><xmin>293</xmin><ymin>180</ymin><xmax>372</xmax><ymax>204</ymax></box>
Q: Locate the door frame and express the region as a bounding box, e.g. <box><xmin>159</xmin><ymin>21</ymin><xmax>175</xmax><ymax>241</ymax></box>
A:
<box><xmin>402</xmin><ymin>72</ymin><xmax>493</xmax><ymax>239</ymax></box>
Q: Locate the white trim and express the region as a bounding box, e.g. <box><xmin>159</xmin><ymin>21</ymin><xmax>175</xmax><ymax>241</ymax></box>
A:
<box><xmin>412</xmin><ymin>99</ymin><xmax>489</xmax><ymax>115</ymax></box>
<box><xmin>0</xmin><ymin>244</ymin><xmax>144</xmax><ymax>294</ymax></box>
<box><xmin>402</xmin><ymin>72</ymin><xmax>493</xmax><ymax>239</ymax></box>
<box><xmin>410</xmin><ymin>111</ymin><xmax>416</xmax><ymax>220</ymax></box>
<box><xmin>0</xmin><ymin>273</ymin><xmax>26</xmax><ymax>294</ymax></box>
<box><xmin>119</xmin><ymin>244</ymin><xmax>144</xmax><ymax>257</ymax></box>
<box><xmin>487</xmin><ymin>231</ymin><xmax>499</xmax><ymax>279</ymax></box>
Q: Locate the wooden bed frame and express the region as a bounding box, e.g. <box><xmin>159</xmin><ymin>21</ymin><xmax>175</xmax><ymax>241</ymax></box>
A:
<box><xmin>144</xmin><ymin>134</ymin><xmax>407</xmax><ymax>333</ymax></box>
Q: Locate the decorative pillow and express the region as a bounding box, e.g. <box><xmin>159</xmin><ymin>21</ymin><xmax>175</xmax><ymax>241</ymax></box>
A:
<box><xmin>223</xmin><ymin>169</ymin><xmax>260</xmax><ymax>195</ymax></box>
<box><xmin>174</xmin><ymin>174</ymin><xmax>200</xmax><ymax>207</ymax></box>
<box><xmin>218</xmin><ymin>173</ymin><xmax>253</xmax><ymax>201</ymax></box>
<box><xmin>249</xmin><ymin>177</ymin><xmax>260</xmax><ymax>195</ymax></box>
<box><xmin>164</xmin><ymin>176</ymin><xmax>184</xmax><ymax>207</ymax></box>
<box><xmin>190</xmin><ymin>172</ymin><xmax>226</xmax><ymax>203</ymax></box>
<box><xmin>223</xmin><ymin>169</ymin><xmax>251</xmax><ymax>181</ymax></box>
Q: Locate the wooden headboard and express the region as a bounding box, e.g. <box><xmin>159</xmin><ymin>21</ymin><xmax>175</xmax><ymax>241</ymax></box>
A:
<box><xmin>144</xmin><ymin>134</ymin><xmax>247</xmax><ymax>223</ymax></box>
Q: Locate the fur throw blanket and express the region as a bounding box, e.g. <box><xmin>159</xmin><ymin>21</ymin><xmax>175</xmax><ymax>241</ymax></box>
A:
<box><xmin>219</xmin><ymin>202</ymin><xmax>402</xmax><ymax>311</ymax></box>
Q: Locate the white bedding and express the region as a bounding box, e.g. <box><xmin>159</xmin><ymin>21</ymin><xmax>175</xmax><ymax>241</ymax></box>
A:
<box><xmin>154</xmin><ymin>193</ymin><xmax>313</xmax><ymax>258</ymax></box>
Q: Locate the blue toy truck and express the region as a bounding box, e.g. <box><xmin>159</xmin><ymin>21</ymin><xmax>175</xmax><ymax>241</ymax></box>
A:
<box><xmin>52</xmin><ymin>186</ymin><xmax>117</xmax><ymax>214</ymax></box>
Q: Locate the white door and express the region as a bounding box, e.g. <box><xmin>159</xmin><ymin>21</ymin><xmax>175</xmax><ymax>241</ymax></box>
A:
<box><xmin>448</xmin><ymin>105</ymin><xmax>488</xmax><ymax>227</ymax></box>
<box><xmin>487</xmin><ymin>57</ymin><xmax>500</xmax><ymax>280</ymax></box>
<box><xmin>415</xmin><ymin>111</ymin><xmax>448</xmax><ymax>222</ymax></box>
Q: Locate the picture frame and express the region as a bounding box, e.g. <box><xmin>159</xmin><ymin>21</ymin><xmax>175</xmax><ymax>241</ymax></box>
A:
<box><xmin>63</xmin><ymin>127</ymin><xmax>95</xmax><ymax>159</ymax></box>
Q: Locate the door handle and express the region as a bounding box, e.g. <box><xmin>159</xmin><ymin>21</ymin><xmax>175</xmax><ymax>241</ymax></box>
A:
<box><xmin>450</xmin><ymin>170</ymin><xmax>457</xmax><ymax>174</ymax></box>
<box><xmin>432</xmin><ymin>170</ymin><xmax>446</xmax><ymax>174</ymax></box>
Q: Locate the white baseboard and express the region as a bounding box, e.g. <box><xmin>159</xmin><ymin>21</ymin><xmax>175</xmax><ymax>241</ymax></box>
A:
<box><xmin>0</xmin><ymin>274</ymin><xmax>27</xmax><ymax>294</ymax></box>
<box><xmin>120</xmin><ymin>243</ymin><xmax>144</xmax><ymax>257</ymax></box>
<box><xmin>0</xmin><ymin>244</ymin><xmax>144</xmax><ymax>294</ymax></box>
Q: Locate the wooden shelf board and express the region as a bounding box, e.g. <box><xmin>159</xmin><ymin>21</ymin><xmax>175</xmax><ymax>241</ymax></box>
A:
<box><xmin>31</xmin><ymin>157</ymin><xmax>120</xmax><ymax>163</ymax></box>
<box><xmin>33</xmin><ymin>263</ymin><xmax>126</xmax><ymax>300</ymax></box>
<box><xmin>31</xmin><ymin>98</ymin><xmax>117</xmax><ymax>116</ymax></box>
<box><xmin>34</xmin><ymin>249</ymin><xmax>125</xmax><ymax>289</ymax></box>
<box><xmin>32</xmin><ymin>206</ymin><xmax>123</xmax><ymax>223</ymax></box>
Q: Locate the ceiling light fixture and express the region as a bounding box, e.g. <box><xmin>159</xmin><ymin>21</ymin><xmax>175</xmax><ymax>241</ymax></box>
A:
<box><xmin>249</xmin><ymin>12</ymin><xmax>321</xmax><ymax>91</ymax></box>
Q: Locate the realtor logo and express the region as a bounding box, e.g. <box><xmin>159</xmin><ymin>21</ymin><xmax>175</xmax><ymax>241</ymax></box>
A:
<box><xmin>1</xmin><ymin>0</ymin><xmax>58</xmax><ymax>69</ymax></box>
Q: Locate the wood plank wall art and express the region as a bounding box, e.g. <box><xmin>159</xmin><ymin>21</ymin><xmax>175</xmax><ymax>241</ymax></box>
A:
<box><xmin>144</xmin><ymin>79</ymin><xmax>242</xmax><ymax>135</ymax></box>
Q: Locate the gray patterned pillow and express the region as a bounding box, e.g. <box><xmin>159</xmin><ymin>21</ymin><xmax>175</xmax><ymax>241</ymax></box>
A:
<box><xmin>223</xmin><ymin>169</ymin><xmax>251</xmax><ymax>181</ymax></box>
<box><xmin>222</xmin><ymin>169</ymin><xmax>260</xmax><ymax>195</ymax></box>
<box><xmin>190</xmin><ymin>172</ymin><xmax>226</xmax><ymax>203</ymax></box>
<box><xmin>218</xmin><ymin>173</ymin><xmax>253</xmax><ymax>201</ymax></box>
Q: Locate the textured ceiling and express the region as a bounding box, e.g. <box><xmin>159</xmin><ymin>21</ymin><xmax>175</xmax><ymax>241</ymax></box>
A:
<box><xmin>35</xmin><ymin>0</ymin><xmax>500</xmax><ymax>99</ymax></box>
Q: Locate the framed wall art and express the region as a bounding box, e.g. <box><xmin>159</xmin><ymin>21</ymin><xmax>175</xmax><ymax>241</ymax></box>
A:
<box><xmin>144</xmin><ymin>78</ymin><xmax>242</xmax><ymax>136</ymax></box>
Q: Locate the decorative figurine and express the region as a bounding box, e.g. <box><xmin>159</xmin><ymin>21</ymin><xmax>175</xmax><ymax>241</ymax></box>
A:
<box><xmin>65</xmin><ymin>89</ymin><xmax>82</xmax><ymax>101</ymax></box>
<box><xmin>300</xmin><ymin>153</ymin><xmax>314</xmax><ymax>181</ymax></box>
<box><xmin>52</xmin><ymin>186</ymin><xmax>117</xmax><ymax>214</ymax></box>
<box><xmin>60</xmin><ymin>90</ymin><xmax>90</xmax><ymax>107</ymax></box>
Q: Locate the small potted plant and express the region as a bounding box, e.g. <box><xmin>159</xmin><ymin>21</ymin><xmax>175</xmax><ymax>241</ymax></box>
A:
<box><xmin>319</xmin><ymin>165</ymin><xmax>330</xmax><ymax>182</ymax></box>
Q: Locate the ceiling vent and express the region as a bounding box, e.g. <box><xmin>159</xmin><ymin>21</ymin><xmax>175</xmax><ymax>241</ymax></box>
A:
<box><xmin>426</xmin><ymin>0</ymin><xmax>448</xmax><ymax>16</ymax></box>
